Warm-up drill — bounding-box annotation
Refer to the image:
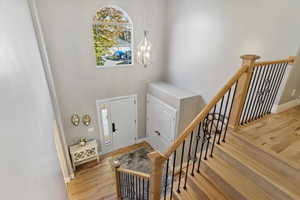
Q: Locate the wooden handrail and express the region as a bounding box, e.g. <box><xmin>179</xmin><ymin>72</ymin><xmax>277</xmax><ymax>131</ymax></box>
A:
<box><xmin>163</xmin><ymin>64</ymin><xmax>249</xmax><ymax>158</ymax></box>
<box><xmin>254</xmin><ymin>57</ymin><xmax>296</xmax><ymax>66</ymax></box>
<box><xmin>117</xmin><ymin>167</ymin><xmax>150</xmax><ymax>179</ymax></box>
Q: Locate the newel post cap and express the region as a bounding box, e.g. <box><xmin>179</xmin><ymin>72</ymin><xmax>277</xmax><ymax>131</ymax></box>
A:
<box><xmin>240</xmin><ymin>54</ymin><xmax>261</xmax><ymax>63</ymax></box>
<box><xmin>240</xmin><ymin>54</ymin><xmax>261</xmax><ymax>66</ymax></box>
<box><xmin>113</xmin><ymin>160</ymin><xmax>121</xmax><ymax>168</ymax></box>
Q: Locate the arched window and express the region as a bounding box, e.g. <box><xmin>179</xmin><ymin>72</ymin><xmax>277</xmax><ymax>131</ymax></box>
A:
<box><xmin>92</xmin><ymin>6</ymin><xmax>133</xmax><ymax>68</ymax></box>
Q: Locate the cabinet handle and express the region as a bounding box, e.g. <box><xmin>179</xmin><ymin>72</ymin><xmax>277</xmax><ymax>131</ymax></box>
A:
<box><xmin>155</xmin><ymin>130</ymin><xmax>161</xmax><ymax>136</ymax></box>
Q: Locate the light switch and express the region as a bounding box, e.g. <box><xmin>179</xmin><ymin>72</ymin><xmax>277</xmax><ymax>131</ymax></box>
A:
<box><xmin>88</xmin><ymin>127</ymin><xmax>94</xmax><ymax>132</ymax></box>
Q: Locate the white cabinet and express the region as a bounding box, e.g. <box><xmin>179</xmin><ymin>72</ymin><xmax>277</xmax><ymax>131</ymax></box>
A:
<box><xmin>147</xmin><ymin>82</ymin><xmax>202</xmax><ymax>154</ymax></box>
<box><xmin>147</xmin><ymin>95</ymin><xmax>177</xmax><ymax>153</ymax></box>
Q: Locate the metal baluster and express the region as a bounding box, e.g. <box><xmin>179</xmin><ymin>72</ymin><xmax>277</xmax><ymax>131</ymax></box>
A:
<box><xmin>248</xmin><ymin>66</ymin><xmax>268</xmax><ymax>122</ymax></box>
<box><xmin>131</xmin><ymin>174</ymin><xmax>134</xmax><ymax>200</ymax></box>
<box><xmin>218</xmin><ymin>89</ymin><xmax>231</xmax><ymax>144</ymax></box>
<box><xmin>137</xmin><ymin>176</ymin><xmax>139</xmax><ymax>200</ymax></box>
<box><xmin>122</xmin><ymin>173</ymin><xmax>125</xmax><ymax>198</ymax></box>
<box><xmin>264</xmin><ymin>63</ymin><xmax>284</xmax><ymax>113</ymax></box>
<box><xmin>239</xmin><ymin>67</ymin><xmax>256</xmax><ymax>124</ymax></box>
<box><xmin>260</xmin><ymin>64</ymin><xmax>280</xmax><ymax>116</ymax></box>
<box><xmin>223</xmin><ymin>81</ymin><xmax>238</xmax><ymax>142</ymax></box>
<box><xmin>240</xmin><ymin>67</ymin><xmax>260</xmax><ymax>124</ymax></box>
<box><xmin>135</xmin><ymin>176</ymin><xmax>137</xmax><ymax>200</ymax></box>
<box><xmin>243</xmin><ymin>67</ymin><xmax>263</xmax><ymax>123</ymax></box>
<box><xmin>125</xmin><ymin>173</ymin><xmax>128</xmax><ymax>198</ymax></box>
<box><xmin>184</xmin><ymin>131</ymin><xmax>194</xmax><ymax>189</ymax></box>
<box><xmin>170</xmin><ymin>151</ymin><xmax>176</xmax><ymax>200</ymax></box>
<box><xmin>267</xmin><ymin>63</ymin><xmax>288</xmax><ymax>113</ymax></box>
<box><xmin>142</xmin><ymin>178</ymin><xmax>145</xmax><ymax>200</ymax></box>
<box><xmin>138</xmin><ymin>177</ymin><xmax>141</xmax><ymax>200</ymax></box>
<box><xmin>136</xmin><ymin>176</ymin><xmax>138</xmax><ymax>200</ymax></box>
<box><xmin>125</xmin><ymin>174</ymin><xmax>129</xmax><ymax>198</ymax></box>
<box><xmin>191</xmin><ymin>123</ymin><xmax>201</xmax><ymax>176</ymax></box>
<box><xmin>254</xmin><ymin>65</ymin><xmax>273</xmax><ymax>119</ymax></box>
<box><xmin>177</xmin><ymin>140</ymin><xmax>186</xmax><ymax>193</ymax></box>
<box><xmin>119</xmin><ymin>172</ymin><xmax>122</xmax><ymax>198</ymax></box>
<box><xmin>127</xmin><ymin>174</ymin><xmax>130</xmax><ymax>199</ymax></box>
<box><xmin>122</xmin><ymin>173</ymin><xmax>125</xmax><ymax>199</ymax></box>
<box><xmin>211</xmin><ymin>97</ymin><xmax>224</xmax><ymax>156</ymax></box>
<box><xmin>120</xmin><ymin>172</ymin><xmax>123</xmax><ymax>198</ymax></box>
<box><xmin>164</xmin><ymin>158</ymin><xmax>170</xmax><ymax>200</ymax></box>
<box><xmin>129</xmin><ymin>174</ymin><xmax>132</xmax><ymax>199</ymax></box>
<box><xmin>269</xmin><ymin>62</ymin><xmax>289</xmax><ymax>112</ymax></box>
<box><xmin>135</xmin><ymin>176</ymin><xmax>138</xmax><ymax>200</ymax></box>
<box><xmin>130</xmin><ymin>174</ymin><xmax>133</xmax><ymax>199</ymax></box>
<box><xmin>147</xmin><ymin>179</ymin><xmax>149</xmax><ymax>200</ymax></box>
<box><xmin>138</xmin><ymin>177</ymin><xmax>140</xmax><ymax>200</ymax></box>
<box><xmin>204</xmin><ymin>105</ymin><xmax>216</xmax><ymax>160</ymax></box>
<box><xmin>197</xmin><ymin>127</ymin><xmax>206</xmax><ymax>173</ymax></box>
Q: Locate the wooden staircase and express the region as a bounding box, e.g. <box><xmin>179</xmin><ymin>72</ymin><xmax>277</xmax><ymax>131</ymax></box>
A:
<box><xmin>113</xmin><ymin>55</ymin><xmax>299</xmax><ymax>200</ymax></box>
<box><xmin>172</xmin><ymin>129</ymin><xmax>300</xmax><ymax>200</ymax></box>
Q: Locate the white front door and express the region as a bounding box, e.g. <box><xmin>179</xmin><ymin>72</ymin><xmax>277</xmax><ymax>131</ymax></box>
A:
<box><xmin>97</xmin><ymin>95</ymin><xmax>137</xmax><ymax>153</ymax></box>
<box><xmin>110</xmin><ymin>97</ymin><xmax>137</xmax><ymax>150</ymax></box>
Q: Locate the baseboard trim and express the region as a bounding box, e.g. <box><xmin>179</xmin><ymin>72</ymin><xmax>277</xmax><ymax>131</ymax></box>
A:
<box><xmin>98</xmin><ymin>137</ymin><xmax>150</xmax><ymax>156</ymax></box>
<box><xmin>64</xmin><ymin>177</ymin><xmax>71</xmax><ymax>183</ymax></box>
<box><xmin>272</xmin><ymin>99</ymin><xmax>300</xmax><ymax>113</ymax></box>
<box><xmin>64</xmin><ymin>173</ymin><xmax>74</xmax><ymax>183</ymax></box>
<box><xmin>135</xmin><ymin>137</ymin><xmax>150</xmax><ymax>144</ymax></box>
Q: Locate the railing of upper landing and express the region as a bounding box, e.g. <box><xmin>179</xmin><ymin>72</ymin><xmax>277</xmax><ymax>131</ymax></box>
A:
<box><xmin>239</xmin><ymin>56</ymin><xmax>296</xmax><ymax>125</ymax></box>
<box><xmin>113</xmin><ymin>160</ymin><xmax>151</xmax><ymax>200</ymax></box>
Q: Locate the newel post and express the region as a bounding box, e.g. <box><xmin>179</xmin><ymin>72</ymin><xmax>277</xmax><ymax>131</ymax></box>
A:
<box><xmin>148</xmin><ymin>151</ymin><xmax>167</xmax><ymax>200</ymax></box>
<box><xmin>113</xmin><ymin>160</ymin><xmax>121</xmax><ymax>199</ymax></box>
<box><xmin>229</xmin><ymin>54</ymin><xmax>261</xmax><ymax>129</ymax></box>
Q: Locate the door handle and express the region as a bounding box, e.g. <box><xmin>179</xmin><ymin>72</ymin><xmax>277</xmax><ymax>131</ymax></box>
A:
<box><xmin>155</xmin><ymin>130</ymin><xmax>161</xmax><ymax>136</ymax></box>
<box><xmin>112</xmin><ymin>123</ymin><xmax>117</xmax><ymax>133</ymax></box>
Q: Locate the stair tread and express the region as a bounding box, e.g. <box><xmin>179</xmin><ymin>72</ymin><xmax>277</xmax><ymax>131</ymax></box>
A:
<box><xmin>230</xmin><ymin>129</ymin><xmax>300</xmax><ymax>173</ymax></box>
<box><xmin>190</xmin><ymin>172</ymin><xmax>229</xmax><ymax>200</ymax></box>
<box><xmin>202</xmin><ymin>155</ymin><xmax>273</xmax><ymax>200</ymax></box>
<box><xmin>173</xmin><ymin>181</ymin><xmax>199</xmax><ymax>200</ymax></box>
<box><xmin>222</xmin><ymin>136</ymin><xmax>300</xmax><ymax>198</ymax></box>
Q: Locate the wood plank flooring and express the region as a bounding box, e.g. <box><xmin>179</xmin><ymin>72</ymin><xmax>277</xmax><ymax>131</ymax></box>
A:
<box><xmin>235</xmin><ymin>105</ymin><xmax>300</xmax><ymax>168</ymax></box>
<box><xmin>67</xmin><ymin>142</ymin><xmax>151</xmax><ymax>200</ymax></box>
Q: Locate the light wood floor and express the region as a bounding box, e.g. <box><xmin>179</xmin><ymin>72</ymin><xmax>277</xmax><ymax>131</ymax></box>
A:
<box><xmin>67</xmin><ymin>142</ymin><xmax>151</xmax><ymax>200</ymax></box>
<box><xmin>235</xmin><ymin>105</ymin><xmax>300</xmax><ymax>168</ymax></box>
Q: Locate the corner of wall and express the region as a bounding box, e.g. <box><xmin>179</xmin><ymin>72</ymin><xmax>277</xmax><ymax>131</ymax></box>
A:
<box><xmin>272</xmin><ymin>98</ymin><xmax>300</xmax><ymax>113</ymax></box>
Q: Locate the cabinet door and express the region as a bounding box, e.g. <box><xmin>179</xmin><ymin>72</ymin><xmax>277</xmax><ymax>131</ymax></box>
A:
<box><xmin>147</xmin><ymin>95</ymin><xmax>177</xmax><ymax>153</ymax></box>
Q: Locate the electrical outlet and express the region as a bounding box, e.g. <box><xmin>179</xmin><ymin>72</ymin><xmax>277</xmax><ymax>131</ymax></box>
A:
<box><xmin>88</xmin><ymin>127</ymin><xmax>94</xmax><ymax>132</ymax></box>
<box><xmin>291</xmin><ymin>89</ymin><xmax>296</xmax><ymax>97</ymax></box>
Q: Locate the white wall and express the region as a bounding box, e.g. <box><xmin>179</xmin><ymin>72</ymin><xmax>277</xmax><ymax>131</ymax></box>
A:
<box><xmin>165</xmin><ymin>0</ymin><xmax>300</xmax><ymax>103</ymax></box>
<box><xmin>278</xmin><ymin>49</ymin><xmax>300</xmax><ymax>104</ymax></box>
<box><xmin>34</xmin><ymin>0</ymin><xmax>168</xmax><ymax>149</ymax></box>
<box><xmin>0</xmin><ymin>0</ymin><xmax>68</xmax><ymax>199</ymax></box>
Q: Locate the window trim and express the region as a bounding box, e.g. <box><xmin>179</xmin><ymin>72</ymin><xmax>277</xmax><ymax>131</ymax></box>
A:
<box><xmin>93</xmin><ymin>5</ymin><xmax>134</xmax><ymax>69</ymax></box>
